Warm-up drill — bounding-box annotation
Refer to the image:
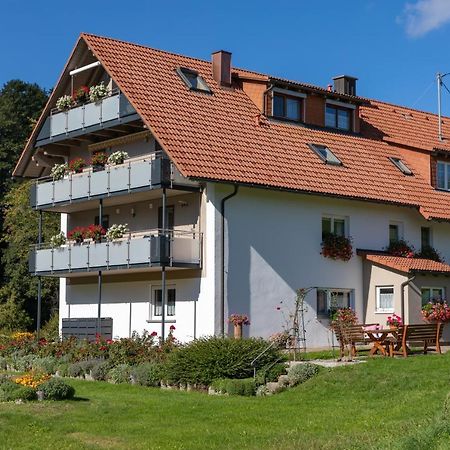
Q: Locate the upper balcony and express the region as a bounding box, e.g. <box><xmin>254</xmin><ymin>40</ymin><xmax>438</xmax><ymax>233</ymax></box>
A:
<box><xmin>35</xmin><ymin>89</ymin><xmax>139</xmax><ymax>147</ymax></box>
<box><xmin>29</xmin><ymin>229</ymin><xmax>202</xmax><ymax>277</ymax></box>
<box><xmin>31</xmin><ymin>154</ymin><xmax>200</xmax><ymax>210</ymax></box>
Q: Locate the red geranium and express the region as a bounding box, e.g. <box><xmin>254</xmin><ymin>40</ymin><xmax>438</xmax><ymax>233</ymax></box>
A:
<box><xmin>321</xmin><ymin>233</ymin><xmax>353</xmax><ymax>261</ymax></box>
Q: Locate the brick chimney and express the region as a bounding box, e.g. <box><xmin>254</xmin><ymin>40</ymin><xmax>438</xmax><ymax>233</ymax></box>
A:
<box><xmin>212</xmin><ymin>50</ymin><xmax>232</xmax><ymax>87</ymax></box>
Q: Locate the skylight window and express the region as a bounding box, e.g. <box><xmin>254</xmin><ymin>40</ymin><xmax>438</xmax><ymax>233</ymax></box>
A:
<box><xmin>308</xmin><ymin>143</ymin><xmax>342</xmax><ymax>166</ymax></box>
<box><xmin>389</xmin><ymin>157</ymin><xmax>413</xmax><ymax>176</ymax></box>
<box><xmin>176</xmin><ymin>67</ymin><xmax>211</xmax><ymax>93</ymax></box>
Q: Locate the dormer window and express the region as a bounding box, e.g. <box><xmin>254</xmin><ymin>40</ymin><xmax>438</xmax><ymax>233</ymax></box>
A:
<box><xmin>325</xmin><ymin>100</ymin><xmax>355</xmax><ymax>131</ymax></box>
<box><xmin>437</xmin><ymin>161</ymin><xmax>450</xmax><ymax>190</ymax></box>
<box><xmin>176</xmin><ymin>67</ymin><xmax>211</xmax><ymax>93</ymax></box>
<box><xmin>389</xmin><ymin>157</ymin><xmax>413</xmax><ymax>176</ymax></box>
<box><xmin>271</xmin><ymin>88</ymin><xmax>305</xmax><ymax>122</ymax></box>
<box><xmin>308</xmin><ymin>143</ymin><xmax>342</xmax><ymax>166</ymax></box>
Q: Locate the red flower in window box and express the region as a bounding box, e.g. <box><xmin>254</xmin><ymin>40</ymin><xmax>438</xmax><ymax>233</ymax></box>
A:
<box><xmin>386</xmin><ymin>240</ymin><xmax>414</xmax><ymax>258</ymax></box>
<box><xmin>72</xmin><ymin>85</ymin><xmax>89</xmax><ymax>104</ymax></box>
<box><xmin>68</xmin><ymin>157</ymin><xmax>86</xmax><ymax>173</ymax></box>
<box><xmin>85</xmin><ymin>224</ymin><xmax>106</xmax><ymax>243</ymax></box>
<box><xmin>321</xmin><ymin>233</ymin><xmax>353</xmax><ymax>261</ymax></box>
<box><xmin>68</xmin><ymin>226</ymin><xmax>87</xmax><ymax>244</ymax></box>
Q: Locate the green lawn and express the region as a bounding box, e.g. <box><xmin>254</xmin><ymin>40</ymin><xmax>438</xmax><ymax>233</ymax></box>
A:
<box><xmin>1</xmin><ymin>355</ymin><xmax>450</xmax><ymax>450</ymax></box>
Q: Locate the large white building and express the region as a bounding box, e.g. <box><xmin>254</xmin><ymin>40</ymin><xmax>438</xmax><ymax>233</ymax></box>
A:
<box><xmin>14</xmin><ymin>34</ymin><xmax>450</xmax><ymax>347</ymax></box>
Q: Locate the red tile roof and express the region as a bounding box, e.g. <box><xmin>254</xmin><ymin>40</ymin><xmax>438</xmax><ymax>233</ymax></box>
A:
<box><xmin>13</xmin><ymin>34</ymin><xmax>450</xmax><ymax>221</ymax></box>
<box><xmin>365</xmin><ymin>254</ymin><xmax>450</xmax><ymax>274</ymax></box>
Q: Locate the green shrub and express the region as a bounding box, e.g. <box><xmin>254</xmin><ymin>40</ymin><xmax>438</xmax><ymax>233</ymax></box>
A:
<box><xmin>10</xmin><ymin>354</ymin><xmax>37</xmax><ymax>372</ymax></box>
<box><xmin>131</xmin><ymin>363</ymin><xmax>163</xmax><ymax>387</ymax></box>
<box><xmin>287</xmin><ymin>363</ymin><xmax>319</xmax><ymax>387</ymax></box>
<box><xmin>255</xmin><ymin>363</ymin><xmax>287</xmax><ymax>385</ymax></box>
<box><xmin>40</xmin><ymin>314</ymin><xmax>60</xmax><ymax>342</ymax></box>
<box><xmin>40</xmin><ymin>378</ymin><xmax>75</xmax><ymax>400</ymax></box>
<box><xmin>0</xmin><ymin>379</ymin><xmax>36</xmax><ymax>402</ymax></box>
<box><xmin>211</xmin><ymin>378</ymin><xmax>256</xmax><ymax>396</ymax></box>
<box><xmin>0</xmin><ymin>356</ymin><xmax>7</xmax><ymax>370</ymax></box>
<box><xmin>90</xmin><ymin>361</ymin><xmax>111</xmax><ymax>381</ymax></box>
<box><xmin>31</xmin><ymin>357</ymin><xmax>59</xmax><ymax>374</ymax></box>
<box><xmin>165</xmin><ymin>337</ymin><xmax>281</xmax><ymax>385</ymax></box>
<box><xmin>107</xmin><ymin>364</ymin><xmax>131</xmax><ymax>384</ymax></box>
<box><xmin>67</xmin><ymin>362</ymin><xmax>84</xmax><ymax>378</ymax></box>
<box><xmin>56</xmin><ymin>363</ymin><xmax>69</xmax><ymax>377</ymax></box>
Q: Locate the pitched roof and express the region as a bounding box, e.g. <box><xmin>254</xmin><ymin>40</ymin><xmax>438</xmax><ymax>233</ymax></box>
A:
<box><xmin>14</xmin><ymin>34</ymin><xmax>450</xmax><ymax>221</ymax></box>
<box><xmin>365</xmin><ymin>254</ymin><xmax>450</xmax><ymax>274</ymax></box>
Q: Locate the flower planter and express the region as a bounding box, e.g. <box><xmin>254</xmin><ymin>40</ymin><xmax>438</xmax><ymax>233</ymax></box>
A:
<box><xmin>92</xmin><ymin>164</ymin><xmax>105</xmax><ymax>173</ymax></box>
<box><xmin>234</xmin><ymin>324</ymin><xmax>243</xmax><ymax>339</ymax></box>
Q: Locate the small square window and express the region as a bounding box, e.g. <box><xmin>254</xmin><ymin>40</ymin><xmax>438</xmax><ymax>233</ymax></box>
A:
<box><xmin>421</xmin><ymin>287</ymin><xmax>444</xmax><ymax>306</ymax></box>
<box><xmin>376</xmin><ymin>286</ymin><xmax>394</xmax><ymax>313</ymax></box>
<box><xmin>272</xmin><ymin>93</ymin><xmax>302</xmax><ymax>122</ymax></box>
<box><xmin>308</xmin><ymin>143</ymin><xmax>342</xmax><ymax>166</ymax></box>
<box><xmin>322</xmin><ymin>216</ymin><xmax>347</xmax><ymax>239</ymax></box>
<box><xmin>317</xmin><ymin>289</ymin><xmax>353</xmax><ymax>317</ymax></box>
<box><xmin>176</xmin><ymin>67</ymin><xmax>211</xmax><ymax>93</ymax></box>
<box><xmin>325</xmin><ymin>104</ymin><xmax>352</xmax><ymax>131</ymax></box>
<box><xmin>153</xmin><ymin>288</ymin><xmax>176</xmax><ymax>317</ymax></box>
<box><xmin>389</xmin><ymin>157</ymin><xmax>413</xmax><ymax>176</ymax></box>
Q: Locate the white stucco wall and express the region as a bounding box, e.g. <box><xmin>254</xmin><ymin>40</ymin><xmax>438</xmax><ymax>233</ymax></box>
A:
<box><xmin>212</xmin><ymin>184</ymin><xmax>450</xmax><ymax>348</ymax></box>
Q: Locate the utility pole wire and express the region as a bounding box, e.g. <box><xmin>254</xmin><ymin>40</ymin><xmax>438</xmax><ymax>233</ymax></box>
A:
<box><xmin>411</xmin><ymin>80</ymin><xmax>435</xmax><ymax>108</ymax></box>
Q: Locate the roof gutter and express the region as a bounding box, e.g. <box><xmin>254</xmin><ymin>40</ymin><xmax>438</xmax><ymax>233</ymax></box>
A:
<box><xmin>220</xmin><ymin>184</ymin><xmax>239</xmax><ymax>337</ymax></box>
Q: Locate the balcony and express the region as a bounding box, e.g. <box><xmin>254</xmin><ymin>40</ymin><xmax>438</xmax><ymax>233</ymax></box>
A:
<box><xmin>31</xmin><ymin>155</ymin><xmax>200</xmax><ymax>209</ymax></box>
<box><xmin>30</xmin><ymin>229</ymin><xmax>202</xmax><ymax>276</ymax></box>
<box><xmin>35</xmin><ymin>90</ymin><xmax>139</xmax><ymax>146</ymax></box>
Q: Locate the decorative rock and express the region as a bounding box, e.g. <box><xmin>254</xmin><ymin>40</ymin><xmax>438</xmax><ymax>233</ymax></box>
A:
<box><xmin>266</xmin><ymin>382</ymin><xmax>285</xmax><ymax>394</ymax></box>
<box><xmin>277</xmin><ymin>375</ymin><xmax>289</xmax><ymax>386</ymax></box>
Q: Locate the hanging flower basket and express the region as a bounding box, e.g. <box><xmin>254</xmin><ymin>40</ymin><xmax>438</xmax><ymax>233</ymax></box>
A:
<box><xmin>421</xmin><ymin>301</ymin><xmax>450</xmax><ymax>323</ymax></box>
<box><xmin>321</xmin><ymin>233</ymin><xmax>353</xmax><ymax>261</ymax></box>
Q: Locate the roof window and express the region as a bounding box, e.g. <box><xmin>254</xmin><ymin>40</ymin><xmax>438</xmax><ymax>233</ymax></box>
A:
<box><xmin>176</xmin><ymin>67</ymin><xmax>211</xmax><ymax>93</ymax></box>
<box><xmin>308</xmin><ymin>143</ymin><xmax>342</xmax><ymax>166</ymax></box>
<box><xmin>389</xmin><ymin>157</ymin><xmax>413</xmax><ymax>175</ymax></box>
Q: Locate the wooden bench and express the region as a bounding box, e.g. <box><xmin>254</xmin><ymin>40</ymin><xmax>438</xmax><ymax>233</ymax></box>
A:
<box><xmin>334</xmin><ymin>324</ymin><xmax>378</xmax><ymax>358</ymax></box>
<box><xmin>393</xmin><ymin>323</ymin><xmax>443</xmax><ymax>357</ymax></box>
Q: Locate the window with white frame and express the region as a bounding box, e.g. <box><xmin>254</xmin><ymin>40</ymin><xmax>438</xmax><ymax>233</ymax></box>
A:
<box><xmin>376</xmin><ymin>286</ymin><xmax>394</xmax><ymax>313</ymax></box>
<box><xmin>152</xmin><ymin>287</ymin><xmax>176</xmax><ymax>318</ymax></box>
<box><xmin>316</xmin><ymin>289</ymin><xmax>354</xmax><ymax>317</ymax></box>
<box><xmin>389</xmin><ymin>222</ymin><xmax>403</xmax><ymax>244</ymax></box>
<box><xmin>322</xmin><ymin>215</ymin><xmax>347</xmax><ymax>239</ymax></box>
<box><xmin>421</xmin><ymin>287</ymin><xmax>444</xmax><ymax>306</ymax></box>
<box><xmin>437</xmin><ymin>161</ymin><xmax>450</xmax><ymax>190</ymax></box>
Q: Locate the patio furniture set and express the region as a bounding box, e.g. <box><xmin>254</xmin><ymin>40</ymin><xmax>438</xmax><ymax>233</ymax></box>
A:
<box><xmin>334</xmin><ymin>322</ymin><xmax>443</xmax><ymax>359</ymax></box>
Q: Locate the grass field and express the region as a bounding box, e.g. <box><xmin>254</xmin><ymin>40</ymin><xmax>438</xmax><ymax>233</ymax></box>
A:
<box><xmin>1</xmin><ymin>354</ymin><xmax>450</xmax><ymax>450</ymax></box>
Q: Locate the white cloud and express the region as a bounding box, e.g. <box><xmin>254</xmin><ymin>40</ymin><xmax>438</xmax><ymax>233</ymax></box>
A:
<box><xmin>402</xmin><ymin>0</ymin><xmax>450</xmax><ymax>37</ymax></box>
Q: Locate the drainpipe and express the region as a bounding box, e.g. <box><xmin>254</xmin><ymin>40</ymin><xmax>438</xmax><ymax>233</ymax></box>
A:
<box><xmin>220</xmin><ymin>185</ymin><xmax>239</xmax><ymax>337</ymax></box>
<box><xmin>401</xmin><ymin>275</ymin><xmax>416</xmax><ymax>323</ymax></box>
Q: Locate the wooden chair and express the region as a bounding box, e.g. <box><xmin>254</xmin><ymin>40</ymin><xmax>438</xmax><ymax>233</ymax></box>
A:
<box><xmin>334</xmin><ymin>324</ymin><xmax>378</xmax><ymax>358</ymax></box>
<box><xmin>393</xmin><ymin>323</ymin><xmax>443</xmax><ymax>357</ymax></box>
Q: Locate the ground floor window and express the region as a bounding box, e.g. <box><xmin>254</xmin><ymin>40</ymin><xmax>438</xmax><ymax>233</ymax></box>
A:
<box><xmin>152</xmin><ymin>287</ymin><xmax>176</xmax><ymax>318</ymax></box>
<box><xmin>376</xmin><ymin>286</ymin><xmax>394</xmax><ymax>313</ymax></box>
<box><xmin>317</xmin><ymin>289</ymin><xmax>353</xmax><ymax>317</ymax></box>
<box><xmin>421</xmin><ymin>287</ymin><xmax>444</xmax><ymax>306</ymax></box>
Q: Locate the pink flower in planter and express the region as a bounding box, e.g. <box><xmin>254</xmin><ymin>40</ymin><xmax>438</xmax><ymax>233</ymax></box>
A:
<box><xmin>170</xmin><ymin>325</ymin><xmax>176</xmax><ymax>331</ymax></box>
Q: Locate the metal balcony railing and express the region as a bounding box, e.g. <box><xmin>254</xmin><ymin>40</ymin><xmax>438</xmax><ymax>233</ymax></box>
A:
<box><xmin>31</xmin><ymin>154</ymin><xmax>199</xmax><ymax>208</ymax></box>
<box><xmin>36</xmin><ymin>90</ymin><xmax>137</xmax><ymax>144</ymax></box>
<box><xmin>30</xmin><ymin>229</ymin><xmax>202</xmax><ymax>275</ymax></box>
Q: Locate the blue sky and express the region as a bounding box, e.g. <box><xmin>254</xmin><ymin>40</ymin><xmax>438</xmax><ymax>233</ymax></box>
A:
<box><xmin>2</xmin><ymin>0</ymin><xmax>450</xmax><ymax>114</ymax></box>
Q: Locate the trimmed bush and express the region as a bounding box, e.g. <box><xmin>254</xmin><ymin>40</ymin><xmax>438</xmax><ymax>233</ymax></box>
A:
<box><xmin>0</xmin><ymin>379</ymin><xmax>36</xmax><ymax>402</ymax></box>
<box><xmin>165</xmin><ymin>337</ymin><xmax>281</xmax><ymax>385</ymax></box>
<box><xmin>131</xmin><ymin>363</ymin><xmax>163</xmax><ymax>387</ymax></box>
<box><xmin>211</xmin><ymin>378</ymin><xmax>256</xmax><ymax>396</ymax></box>
<box><xmin>287</xmin><ymin>363</ymin><xmax>319</xmax><ymax>387</ymax></box>
<box><xmin>107</xmin><ymin>364</ymin><xmax>131</xmax><ymax>384</ymax></box>
<box><xmin>40</xmin><ymin>378</ymin><xmax>75</xmax><ymax>400</ymax></box>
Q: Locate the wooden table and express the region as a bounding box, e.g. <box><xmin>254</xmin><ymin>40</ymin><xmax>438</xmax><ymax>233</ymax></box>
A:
<box><xmin>365</xmin><ymin>328</ymin><xmax>398</xmax><ymax>357</ymax></box>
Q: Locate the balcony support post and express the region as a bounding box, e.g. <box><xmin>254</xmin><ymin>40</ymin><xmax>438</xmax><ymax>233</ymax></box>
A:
<box><xmin>37</xmin><ymin>210</ymin><xmax>43</xmax><ymax>337</ymax></box>
<box><xmin>99</xmin><ymin>198</ymin><xmax>103</xmax><ymax>227</ymax></box>
<box><xmin>97</xmin><ymin>270</ymin><xmax>102</xmax><ymax>337</ymax></box>
<box><xmin>161</xmin><ymin>187</ymin><xmax>167</xmax><ymax>341</ymax></box>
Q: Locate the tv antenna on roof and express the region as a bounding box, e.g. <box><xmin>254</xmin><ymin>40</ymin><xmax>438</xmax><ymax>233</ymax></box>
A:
<box><xmin>437</xmin><ymin>72</ymin><xmax>450</xmax><ymax>141</ymax></box>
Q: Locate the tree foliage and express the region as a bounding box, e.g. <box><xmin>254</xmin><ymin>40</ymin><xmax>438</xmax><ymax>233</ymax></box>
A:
<box><xmin>1</xmin><ymin>181</ymin><xmax>59</xmax><ymax>327</ymax></box>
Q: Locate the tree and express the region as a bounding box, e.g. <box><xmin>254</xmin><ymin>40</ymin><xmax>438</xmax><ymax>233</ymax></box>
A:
<box><xmin>1</xmin><ymin>181</ymin><xmax>59</xmax><ymax>327</ymax></box>
<box><xmin>0</xmin><ymin>80</ymin><xmax>48</xmax><ymax>199</ymax></box>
